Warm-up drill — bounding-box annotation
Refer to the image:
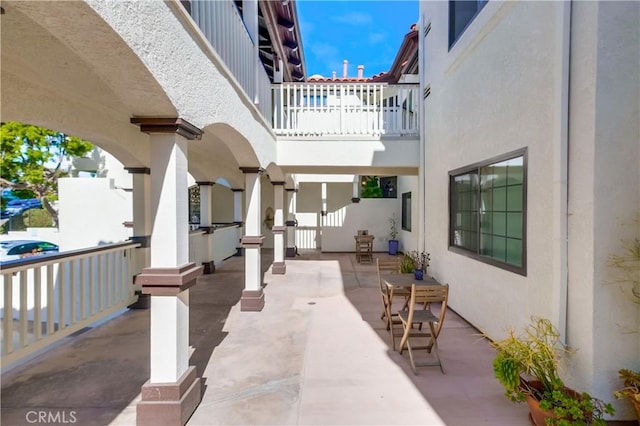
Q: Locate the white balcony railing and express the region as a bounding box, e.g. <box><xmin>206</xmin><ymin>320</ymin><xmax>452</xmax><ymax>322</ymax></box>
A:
<box><xmin>1</xmin><ymin>241</ymin><xmax>140</xmax><ymax>370</ymax></box>
<box><xmin>273</xmin><ymin>83</ymin><xmax>419</xmax><ymax>137</ymax></box>
<box><xmin>189</xmin><ymin>0</ymin><xmax>272</xmax><ymax>121</ymax></box>
<box><xmin>188</xmin><ymin>223</ymin><xmax>240</xmax><ymax>267</ymax></box>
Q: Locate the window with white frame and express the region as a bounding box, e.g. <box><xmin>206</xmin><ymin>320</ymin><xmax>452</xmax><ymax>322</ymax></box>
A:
<box><xmin>449</xmin><ymin>148</ymin><xmax>527</xmax><ymax>275</ymax></box>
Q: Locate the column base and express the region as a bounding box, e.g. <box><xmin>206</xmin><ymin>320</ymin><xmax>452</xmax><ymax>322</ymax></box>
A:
<box><xmin>286</xmin><ymin>247</ymin><xmax>297</xmax><ymax>258</ymax></box>
<box><xmin>137</xmin><ymin>366</ymin><xmax>202</xmax><ymax>426</ymax></box>
<box><xmin>272</xmin><ymin>261</ymin><xmax>286</xmax><ymax>274</ymax></box>
<box><xmin>202</xmin><ymin>260</ymin><xmax>215</xmax><ymax>274</ymax></box>
<box><xmin>240</xmin><ymin>288</ymin><xmax>265</xmax><ymax>311</ymax></box>
<box><xmin>128</xmin><ymin>292</ymin><xmax>150</xmax><ymax>310</ymax></box>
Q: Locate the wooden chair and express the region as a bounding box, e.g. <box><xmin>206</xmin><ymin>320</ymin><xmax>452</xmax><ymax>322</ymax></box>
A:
<box><xmin>355</xmin><ymin>234</ymin><xmax>374</xmax><ymax>263</ymax></box>
<box><xmin>376</xmin><ymin>258</ymin><xmax>405</xmax><ymax>350</ymax></box>
<box><xmin>398</xmin><ymin>283</ymin><xmax>449</xmax><ymax>374</ymax></box>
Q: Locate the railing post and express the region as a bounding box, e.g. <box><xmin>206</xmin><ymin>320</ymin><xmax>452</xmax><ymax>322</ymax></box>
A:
<box><xmin>3</xmin><ymin>273</ymin><xmax>13</xmax><ymax>355</ymax></box>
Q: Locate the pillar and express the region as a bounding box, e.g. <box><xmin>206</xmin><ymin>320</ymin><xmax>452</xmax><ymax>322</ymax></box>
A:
<box><xmin>239</xmin><ymin>167</ymin><xmax>265</xmax><ymax>311</ymax></box>
<box><xmin>232</xmin><ymin>188</ymin><xmax>244</xmax><ymax>256</ymax></box>
<box><xmin>321</xmin><ymin>182</ymin><xmax>328</xmax><ymax>226</ymax></box>
<box><xmin>351</xmin><ymin>179</ymin><xmax>360</xmax><ymax>203</ymax></box>
<box><xmin>130</xmin><ymin>117</ymin><xmax>203</xmax><ymax>426</ymax></box>
<box><xmin>198</xmin><ymin>182</ymin><xmax>213</xmax><ymax>228</ymax></box>
<box><xmin>285</xmin><ymin>188</ymin><xmax>297</xmax><ymax>257</ymax></box>
<box><xmin>125</xmin><ymin>167</ymin><xmax>151</xmax><ymax>309</ymax></box>
<box><xmin>271</xmin><ymin>182</ymin><xmax>286</xmax><ymax>274</ymax></box>
<box><xmin>196</xmin><ymin>181</ymin><xmax>215</xmax><ymax>274</ymax></box>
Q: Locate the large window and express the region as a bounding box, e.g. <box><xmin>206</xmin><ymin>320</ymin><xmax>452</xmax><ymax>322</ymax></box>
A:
<box><xmin>449</xmin><ymin>149</ymin><xmax>527</xmax><ymax>274</ymax></box>
<box><xmin>449</xmin><ymin>0</ymin><xmax>488</xmax><ymax>48</ymax></box>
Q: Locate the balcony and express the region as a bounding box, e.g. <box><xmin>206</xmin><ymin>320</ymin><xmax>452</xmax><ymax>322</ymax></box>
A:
<box><xmin>273</xmin><ymin>83</ymin><xmax>419</xmax><ymax>137</ymax></box>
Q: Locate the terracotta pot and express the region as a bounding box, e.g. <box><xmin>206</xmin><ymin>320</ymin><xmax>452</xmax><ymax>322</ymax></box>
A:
<box><xmin>627</xmin><ymin>395</ymin><xmax>640</xmax><ymax>422</ymax></box>
<box><xmin>524</xmin><ymin>380</ymin><xmax>583</xmax><ymax>426</ymax></box>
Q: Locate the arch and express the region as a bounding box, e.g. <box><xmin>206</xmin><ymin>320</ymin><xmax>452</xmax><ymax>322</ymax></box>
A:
<box><xmin>1</xmin><ymin>2</ymin><xmax>178</xmax><ymax>170</ymax></box>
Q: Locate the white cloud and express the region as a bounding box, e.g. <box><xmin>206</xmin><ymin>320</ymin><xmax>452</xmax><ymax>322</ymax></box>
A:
<box><xmin>299</xmin><ymin>19</ymin><xmax>315</xmax><ymax>36</ymax></box>
<box><xmin>368</xmin><ymin>32</ymin><xmax>386</xmax><ymax>44</ymax></box>
<box><xmin>330</xmin><ymin>11</ymin><xmax>372</xmax><ymax>26</ymax></box>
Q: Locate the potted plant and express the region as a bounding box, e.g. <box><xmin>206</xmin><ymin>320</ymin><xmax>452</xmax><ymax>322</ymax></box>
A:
<box><xmin>409</xmin><ymin>250</ymin><xmax>430</xmax><ymax>280</ymax></box>
<box><xmin>614</xmin><ymin>368</ymin><xmax>640</xmax><ymax>421</ymax></box>
<box><xmin>388</xmin><ymin>215</ymin><xmax>399</xmax><ymax>255</ymax></box>
<box><xmin>491</xmin><ymin>317</ymin><xmax>615</xmax><ymax>425</ymax></box>
<box><xmin>400</xmin><ymin>253</ymin><xmax>414</xmax><ymax>273</ymax></box>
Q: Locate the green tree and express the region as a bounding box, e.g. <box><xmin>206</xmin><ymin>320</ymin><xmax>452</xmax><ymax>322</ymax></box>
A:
<box><xmin>361</xmin><ymin>176</ymin><xmax>383</xmax><ymax>198</ymax></box>
<box><xmin>1</xmin><ymin>121</ymin><xmax>93</xmax><ymax>226</ymax></box>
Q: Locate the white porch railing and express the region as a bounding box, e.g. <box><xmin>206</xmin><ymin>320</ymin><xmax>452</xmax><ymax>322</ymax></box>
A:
<box><xmin>1</xmin><ymin>241</ymin><xmax>140</xmax><ymax>370</ymax></box>
<box><xmin>189</xmin><ymin>0</ymin><xmax>272</xmax><ymax>121</ymax></box>
<box><xmin>189</xmin><ymin>224</ymin><xmax>240</xmax><ymax>267</ymax></box>
<box><xmin>295</xmin><ymin>226</ymin><xmax>319</xmax><ymax>250</ymax></box>
<box><xmin>273</xmin><ymin>83</ymin><xmax>419</xmax><ymax>137</ymax></box>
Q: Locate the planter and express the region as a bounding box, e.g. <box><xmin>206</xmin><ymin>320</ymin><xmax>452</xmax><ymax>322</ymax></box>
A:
<box><xmin>625</xmin><ymin>395</ymin><xmax>640</xmax><ymax>421</ymax></box>
<box><xmin>413</xmin><ymin>269</ymin><xmax>424</xmax><ymax>280</ymax></box>
<box><xmin>525</xmin><ymin>380</ymin><xmax>585</xmax><ymax>426</ymax></box>
<box><xmin>388</xmin><ymin>240</ymin><xmax>399</xmax><ymax>255</ymax></box>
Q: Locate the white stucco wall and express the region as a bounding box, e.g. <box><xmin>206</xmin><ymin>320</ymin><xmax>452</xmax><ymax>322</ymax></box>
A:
<box><xmin>277</xmin><ymin>137</ymin><xmax>419</xmax><ymax>174</ymax></box>
<box><xmin>421</xmin><ymin>0</ymin><xmax>639</xmax><ymax>415</ymax></box>
<box><xmin>86</xmin><ymin>0</ymin><xmax>278</xmax><ymax>170</ymax></box>
<box><xmin>397</xmin><ymin>176</ymin><xmax>418</xmax><ymax>253</ymax></box>
<box><xmin>566</xmin><ymin>1</ymin><xmax>639</xmax><ymax>416</ymax></box>
<box><xmin>58</xmin><ymin>178</ymin><xmax>132</xmax><ymax>250</ymax></box>
<box><xmin>211</xmin><ymin>185</ymin><xmax>234</xmax><ymax>223</ymax></box>
<box><xmin>422</xmin><ymin>1</ymin><xmax>558</xmax><ymax>334</ymax></box>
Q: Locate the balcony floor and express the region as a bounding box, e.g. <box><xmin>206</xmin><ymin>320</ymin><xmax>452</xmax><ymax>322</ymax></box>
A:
<box><xmin>2</xmin><ymin>250</ymin><xmax>534</xmax><ymax>425</ymax></box>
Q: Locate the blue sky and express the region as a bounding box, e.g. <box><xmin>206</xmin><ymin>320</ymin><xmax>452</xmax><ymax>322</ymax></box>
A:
<box><xmin>297</xmin><ymin>1</ymin><xmax>418</xmax><ymax>79</ymax></box>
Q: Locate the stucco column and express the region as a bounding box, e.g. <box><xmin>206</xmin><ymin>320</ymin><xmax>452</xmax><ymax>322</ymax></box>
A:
<box><xmin>232</xmin><ymin>188</ymin><xmax>244</xmax><ymax>256</ymax></box>
<box><xmin>240</xmin><ymin>168</ymin><xmax>265</xmax><ymax>311</ymax></box>
<box><xmin>125</xmin><ymin>167</ymin><xmax>151</xmax><ymax>298</ymax></box>
<box><xmin>285</xmin><ymin>188</ymin><xmax>297</xmax><ymax>257</ymax></box>
<box><xmin>130</xmin><ymin>118</ymin><xmax>203</xmax><ymax>426</ymax></box>
<box><xmin>271</xmin><ymin>182</ymin><xmax>286</xmax><ymax>274</ymax></box>
<box><xmin>197</xmin><ymin>181</ymin><xmax>215</xmax><ymax>274</ymax></box>
<box><xmin>198</xmin><ymin>181</ymin><xmax>213</xmax><ymax>227</ymax></box>
<box><xmin>351</xmin><ymin>179</ymin><xmax>360</xmax><ymax>203</ymax></box>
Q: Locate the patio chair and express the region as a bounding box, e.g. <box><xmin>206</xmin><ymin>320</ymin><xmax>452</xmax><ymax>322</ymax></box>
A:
<box><xmin>376</xmin><ymin>257</ymin><xmax>405</xmax><ymax>349</ymax></box>
<box><xmin>355</xmin><ymin>234</ymin><xmax>374</xmax><ymax>263</ymax></box>
<box><xmin>398</xmin><ymin>283</ymin><xmax>449</xmax><ymax>374</ymax></box>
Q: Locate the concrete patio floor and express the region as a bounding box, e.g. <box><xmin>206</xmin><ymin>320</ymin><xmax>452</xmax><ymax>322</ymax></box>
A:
<box><xmin>1</xmin><ymin>250</ymin><xmax>533</xmax><ymax>426</ymax></box>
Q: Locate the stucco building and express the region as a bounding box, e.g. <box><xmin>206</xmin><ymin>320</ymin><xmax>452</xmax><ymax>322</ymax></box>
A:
<box><xmin>1</xmin><ymin>0</ymin><xmax>638</xmax><ymax>423</ymax></box>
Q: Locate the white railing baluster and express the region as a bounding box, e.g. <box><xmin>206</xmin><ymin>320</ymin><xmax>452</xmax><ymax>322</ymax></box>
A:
<box><xmin>98</xmin><ymin>254</ymin><xmax>104</xmax><ymax>312</ymax></box>
<box><xmin>109</xmin><ymin>253</ymin><xmax>115</xmax><ymax>307</ymax></box>
<box><xmin>79</xmin><ymin>258</ymin><xmax>86</xmax><ymax>320</ymax></box>
<box><xmin>57</xmin><ymin>262</ymin><xmax>65</xmax><ymax>330</ymax></box>
<box><xmin>3</xmin><ymin>273</ymin><xmax>13</xmax><ymax>355</ymax></box>
<box><xmin>89</xmin><ymin>256</ymin><xmax>95</xmax><ymax>316</ymax></box>
<box><xmin>46</xmin><ymin>265</ymin><xmax>54</xmax><ymax>335</ymax></box>
<box><xmin>279</xmin><ymin>84</ymin><xmax>285</xmax><ymax>132</ymax></box>
<box><xmin>69</xmin><ymin>259</ymin><xmax>76</xmax><ymax>324</ymax></box>
<box><xmin>34</xmin><ymin>267</ymin><xmax>42</xmax><ymax>341</ymax></box>
<box><xmin>19</xmin><ymin>271</ymin><xmax>27</xmax><ymax>349</ymax></box>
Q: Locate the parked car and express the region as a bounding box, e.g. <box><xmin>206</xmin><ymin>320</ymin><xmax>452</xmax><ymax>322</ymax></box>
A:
<box><xmin>0</xmin><ymin>240</ymin><xmax>59</xmax><ymax>262</ymax></box>
<box><xmin>2</xmin><ymin>198</ymin><xmax>42</xmax><ymax>217</ymax></box>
